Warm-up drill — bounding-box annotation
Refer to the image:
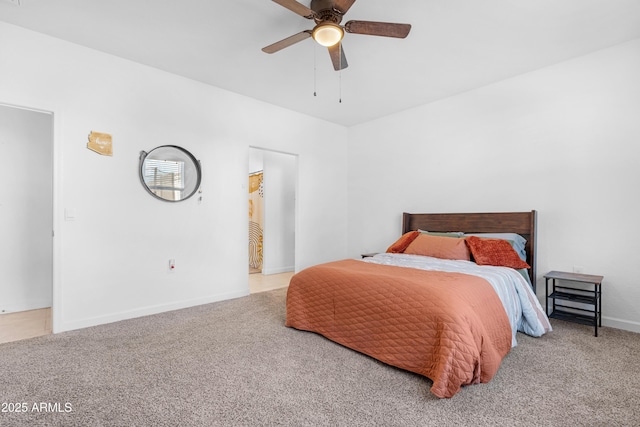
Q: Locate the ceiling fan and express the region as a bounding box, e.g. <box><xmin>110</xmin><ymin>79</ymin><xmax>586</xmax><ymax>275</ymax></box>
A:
<box><xmin>262</xmin><ymin>0</ymin><xmax>411</xmax><ymax>70</ymax></box>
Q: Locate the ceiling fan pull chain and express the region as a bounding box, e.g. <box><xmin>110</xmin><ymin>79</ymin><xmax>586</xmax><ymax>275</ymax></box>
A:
<box><xmin>313</xmin><ymin>44</ymin><xmax>317</xmax><ymax>97</ymax></box>
<box><xmin>339</xmin><ymin>44</ymin><xmax>342</xmax><ymax>103</ymax></box>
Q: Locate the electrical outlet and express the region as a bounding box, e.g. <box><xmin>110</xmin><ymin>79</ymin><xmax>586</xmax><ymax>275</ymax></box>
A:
<box><xmin>573</xmin><ymin>265</ymin><xmax>585</xmax><ymax>274</ymax></box>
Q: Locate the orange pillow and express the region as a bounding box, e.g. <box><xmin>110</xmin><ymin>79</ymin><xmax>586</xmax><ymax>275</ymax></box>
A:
<box><xmin>404</xmin><ymin>234</ymin><xmax>471</xmax><ymax>261</ymax></box>
<box><xmin>386</xmin><ymin>231</ymin><xmax>420</xmax><ymax>253</ymax></box>
<box><xmin>465</xmin><ymin>236</ymin><xmax>531</xmax><ymax>269</ymax></box>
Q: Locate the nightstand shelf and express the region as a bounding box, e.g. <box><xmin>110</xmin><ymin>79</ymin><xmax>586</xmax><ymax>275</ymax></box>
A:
<box><xmin>544</xmin><ymin>270</ymin><xmax>603</xmax><ymax>337</ymax></box>
<box><xmin>548</xmin><ymin>309</ymin><xmax>597</xmax><ymax>327</ymax></box>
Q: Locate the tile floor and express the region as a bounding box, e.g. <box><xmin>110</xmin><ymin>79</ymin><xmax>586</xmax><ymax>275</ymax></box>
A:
<box><xmin>249</xmin><ymin>271</ymin><xmax>294</xmax><ymax>294</ymax></box>
<box><xmin>0</xmin><ymin>307</ymin><xmax>52</xmax><ymax>344</ymax></box>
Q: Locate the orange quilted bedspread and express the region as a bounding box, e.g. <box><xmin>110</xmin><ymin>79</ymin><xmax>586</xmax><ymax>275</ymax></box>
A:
<box><xmin>285</xmin><ymin>259</ymin><xmax>512</xmax><ymax>398</ymax></box>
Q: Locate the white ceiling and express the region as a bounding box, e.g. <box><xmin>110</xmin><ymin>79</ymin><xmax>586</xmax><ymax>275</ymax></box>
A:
<box><xmin>2</xmin><ymin>0</ymin><xmax>640</xmax><ymax>126</ymax></box>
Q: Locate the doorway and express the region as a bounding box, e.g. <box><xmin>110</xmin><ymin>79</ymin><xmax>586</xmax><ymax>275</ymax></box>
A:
<box><xmin>248</xmin><ymin>147</ymin><xmax>297</xmax><ymax>293</ymax></box>
<box><xmin>0</xmin><ymin>104</ymin><xmax>53</xmax><ymax>343</ymax></box>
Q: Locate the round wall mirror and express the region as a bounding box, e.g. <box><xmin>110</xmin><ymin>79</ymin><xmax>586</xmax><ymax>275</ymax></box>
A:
<box><xmin>139</xmin><ymin>145</ymin><xmax>201</xmax><ymax>202</ymax></box>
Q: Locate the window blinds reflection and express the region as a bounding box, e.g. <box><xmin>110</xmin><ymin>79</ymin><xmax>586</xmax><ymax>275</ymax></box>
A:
<box><xmin>143</xmin><ymin>159</ymin><xmax>185</xmax><ymax>201</ymax></box>
<box><xmin>139</xmin><ymin>145</ymin><xmax>201</xmax><ymax>202</ymax></box>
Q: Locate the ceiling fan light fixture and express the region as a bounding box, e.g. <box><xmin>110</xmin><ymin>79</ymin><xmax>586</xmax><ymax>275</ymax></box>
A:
<box><xmin>312</xmin><ymin>22</ymin><xmax>344</xmax><ymax>47</ymax></box>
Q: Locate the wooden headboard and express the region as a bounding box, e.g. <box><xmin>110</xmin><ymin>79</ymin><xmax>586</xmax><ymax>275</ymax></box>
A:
<box><xmin>402</xmin><ymin>211</ymin><xmax>538</xmax><ymax>288</ymax></box>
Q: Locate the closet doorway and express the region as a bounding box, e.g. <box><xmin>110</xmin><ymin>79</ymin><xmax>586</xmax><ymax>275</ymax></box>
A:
<box><xmin>0</xmin><ymin>103</ymin><xmax>53</xmax><ymax>343</ymax></box>
<box><xmin>248</xmin><ymin>148</ymin><xmax>297</xmax><ymax>293</ymax></box>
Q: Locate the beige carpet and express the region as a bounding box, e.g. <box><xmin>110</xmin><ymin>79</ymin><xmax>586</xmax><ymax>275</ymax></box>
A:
<box><xmin>0</xmin><ymin>288</ymin><xmax>639</xmax><ymax>426</ymax></box>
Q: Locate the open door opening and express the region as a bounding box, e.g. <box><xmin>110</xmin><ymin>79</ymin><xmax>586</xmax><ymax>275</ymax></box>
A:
<box><xmin>248</xmin><ymin>147</ymin><xmax>297</xmax><ymax>293</ymax></box>
<box><xmin>0</xmin><ymin>103</ymin><xmax>53</xmax><ymax>343</ymax></box>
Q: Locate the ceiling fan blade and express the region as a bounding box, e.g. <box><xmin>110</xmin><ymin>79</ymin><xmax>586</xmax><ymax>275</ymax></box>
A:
<box><xmin>272</xmin><ymin>0</ymin><xmax>316</xmax><ymax>19</ymax></box>
<box><xmin>344</xmin><ymin>20</ymin><xmax>411</xmax><ymax>38</ymax></box>
<box><xmin>333</xmin><ymin>0</ymin><xmax>356</xmax><ymax>15</ymax></box>
<box><xmin>328</xmin><ymin>42</ymin><xmax>348</xmax><ymax>71</ymax></box>
<box><xmin>262</xmin><ymin>31</ymin><xmax>312</xmax><ymax>54</ymax></box>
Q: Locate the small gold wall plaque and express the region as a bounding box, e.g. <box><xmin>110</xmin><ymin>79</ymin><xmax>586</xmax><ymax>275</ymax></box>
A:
<box><xmin>87</xmin><ymin>131</ymin><xmax>113</xmax><ymax>156</ymax></box>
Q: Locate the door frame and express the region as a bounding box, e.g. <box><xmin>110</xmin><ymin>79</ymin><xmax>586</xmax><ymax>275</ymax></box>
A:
<box><xmin>248</xmin><ymin>146</ymin><xmax>299</xmax><ymax>278</ymax></box>
<box><xmin>1</xmin><ymin>101</ymin><xmax>60</xmax><ymax>334</ymax></box>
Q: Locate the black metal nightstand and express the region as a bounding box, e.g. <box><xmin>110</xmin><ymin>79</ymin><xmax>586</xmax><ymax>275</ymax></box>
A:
<box><xmin>544</xmin><ymin>270</ymin><xmax>603</xmax><ymax>336</ymax></box>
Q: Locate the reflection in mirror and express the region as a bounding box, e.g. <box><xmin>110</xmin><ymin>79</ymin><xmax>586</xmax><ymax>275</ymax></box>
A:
<box><xmin>139</xmin><ymin>145</ymin><xmax>201</xmax><ymax>202</ymax></box>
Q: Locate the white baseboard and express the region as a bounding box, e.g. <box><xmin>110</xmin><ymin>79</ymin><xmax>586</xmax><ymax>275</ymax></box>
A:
<box><xmin>602</xmin><ymin>316</ymin><xmax>640</xmax><ymax>334</ymax></box>
<box><xmin>261</xmin><ymin>266</ymin><xmax>294</xmax><ymax>275</ymax></box>
<box><xmin>52</xmin><ymin>291</ymin><xmax>640</xmax><ymax>335</ymax></box>
<box><xmin>56</xmin><ymin>289</ymin><xmax>249</xmax><ymax>333</ymax></box>
<box><xmin>0</xmin><ymin>298</ymin><xmax>52</xmax><ymax>315</ymax></box>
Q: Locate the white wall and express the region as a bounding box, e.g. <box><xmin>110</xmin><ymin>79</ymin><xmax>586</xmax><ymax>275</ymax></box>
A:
<box><xmin>0</xmin><ymin>104</ymin><xmax>53</xmax><ymax>313</ymax></box>
<box><xmin>348</xmin><ymin>38</ymin><xmax>640</xmax><ymax>332</ymax></box>
<box><xmin>248</xmin><ymin>149</ymin><xmax>264</xmax><ymax>176</ymax></box>
<box><xmin>0</xmin><ymin>21</ymin><xmax>348</xmax><ymax>333</ymax></box>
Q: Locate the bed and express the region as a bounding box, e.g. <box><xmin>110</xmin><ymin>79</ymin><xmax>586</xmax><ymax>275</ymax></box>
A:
<box><xmin>285</xmin><ymin>211</ymin><xmax>551</xmax><ymax>398</ymax></box>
